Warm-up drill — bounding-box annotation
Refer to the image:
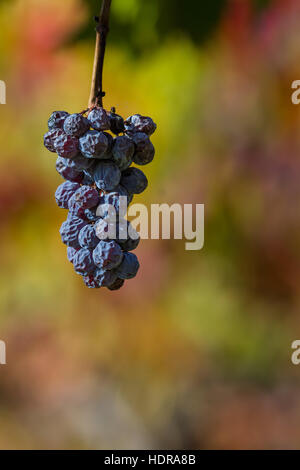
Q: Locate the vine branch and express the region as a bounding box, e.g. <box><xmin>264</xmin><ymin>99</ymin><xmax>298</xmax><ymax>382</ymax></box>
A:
<box><xmin>88</xmin><ymin>0</ymin><xmax>112</xmax><ymax>108</ymax></box>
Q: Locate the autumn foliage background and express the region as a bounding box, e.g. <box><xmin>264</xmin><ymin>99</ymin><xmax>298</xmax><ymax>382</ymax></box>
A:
<box><xmin>0</xmin><ymin>0</ymin><xmax>300</xmax><ymax>449</ymax></box>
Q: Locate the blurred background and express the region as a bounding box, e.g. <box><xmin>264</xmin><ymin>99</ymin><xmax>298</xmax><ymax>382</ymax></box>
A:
<box><xmin>0</xmin><ymin>0</ymin><xmax>299</xmax><ymax>450</ymax></box>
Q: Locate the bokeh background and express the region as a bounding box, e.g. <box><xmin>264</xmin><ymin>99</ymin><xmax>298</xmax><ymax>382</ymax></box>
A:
<box><xmin>0</xmin><ymin>0</ymin><xmax>299</xmax><ymax>450</ymax></box>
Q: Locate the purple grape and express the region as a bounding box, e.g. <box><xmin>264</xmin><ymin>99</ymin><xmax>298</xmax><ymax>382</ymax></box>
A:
<box><xmin>96</xmin><ymin>191</ymin><xmax>127</xmax><ymax>220</ymax></box>
<box><xmin>93</xmin><ymin>160</ymin><xmax>121</xmax><ymax>191</ymax></box>
<box><xmin>108</xmin><ymin>110</ymin><xmax>125</xmax><ymax>135</ymax></box>
<box><xmin>67</xmin><ymin>157</ymin><xmax>92</xmax><ymax>171</ymax></box>
<box><xmin>48</xmin><ymin>111</ymin><xmax>69</xmax><ymax>130</ymax></box>
<box><xmin>114</xmin><ymin>184</ymin><xmax>133</xmax><ymax>204</ymax></box>
<box><xmin>120</xmin><ymin>167</ymin><xmax>148</xmax><ymax>194</ymax></box>
<box><xmin>78</xmin><ymin>224</ymin><xmax>99</xmax><ymax>249</ymax></box>
<box><xmin>116</xmin><ymin>221</ymin><xmax>140</xmax><ymax>251</ymax></box>
<box><xmin>63</xmin><ymin>113</ymin><xmax>90</xmax><ymax>137</ymax></box>
<box><xmin>116</xmin><ymin>252</ymin><xmax>139</xmax><ymax>279</ymax></box>
<box><xmin>79</xmin><ymin>130</ymin><xmax>108</xmax><ymax>159</ymax></box>
<box><xmin>93</xmin><ymin>240</ymin><xmax>123</xmax><ymax>270</ymax></box>
<box><xmin>120</xmin><ymin>237</ymin><xmax>139</xmax><ymax>252</ymax></box>
<box><xmin>55</xmin><ymin>181</ymin><xmax>80</xmax><ymax>209</ymax></box>
<box><xmin>68</xmin><ymin>186</ymin><xmax>100</xmax><ymax>219</ymax></box>
<box><xmin>94</xmin><ymin>268</ymin><xmax>118</xmax><ymax>287</ymax></box>
<box><xmin>112</xmin><ymin>135</ymin><xmax>135</xmax><ymax>170</ymax></box>
<box><xmin>54</xmin><ymin>133</ymin><xmax>79</xmax><ymax>159</ymax></box>
<box><xmin>131</xmin><ymin>132</ymin><xmax>155</xmax><ymax>165</ymax></box>
<box><xmin>44</xmin><ymin>129</ymin><xmax>64</xmax><ymax>152</ymax></box>
<box><xmin>56</xmin><ymin>157</ymin><xmax>84</xmax><ymax>183</ymax></box>
<box><xmin>95</xmin><ymin>218</ymin><xmax>140</xmax><ymax>251</ymax></box>
<box><xmin>88</xmin><ymin>107</ymin><xmax>110</xmax><ymax>131</ymax></box>
<box><xmin>125</xmin><ymin>114</ymin><xmax>156</xmax><ymax>136</ymax></box>
<box><xmin>60</xmin><ymin>215</ymin><xmax>86</xmax><ymax>249</ymax></box>
<box><xmin>70</xmin><ymin>155</ymin><xmax>95</xmax><ymax>171</ymax></box>
<box><xmin>73</xmin><ymin>248</ymin><xmax>95</xmax><ymax>275</ymax></box>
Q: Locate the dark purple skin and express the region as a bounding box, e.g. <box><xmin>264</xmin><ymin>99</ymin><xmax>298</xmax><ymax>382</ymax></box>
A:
<box><xmin>88</xmin><ymin>108</ymin><xmax>110</xmax><ymax>131</ymax></box>
<box><xmin>56</xmin><ymin>157</ymin><xmax>84</xmax><ymax>183</ymax></box>
<box><xmin>63</xmin><ymin>113</ymin><xmax>90</xmax><ymax>137</ymax></box>
<box><xmin>116</xmin><ymin>252</ymin><xmax>140</xmax><ymax>279</ymax></box>
<box><xmin>107</xmin><ymin>278</ymin><xmax>125</xmax><ymax>290</ymax></box>
<box><xmin>84</xmin><ymin>207</ymin><xmax>101</xmax><ymax>222</ymax></box>
<box><xmin>108</xmin><ymin>111</ymin><xmax>125</xmax><ymax>135</ymax></box>
<box><xmin>131</xmin><ymin>132</ymin><xmax>155</xmax><ymax>165</ymax></box>
<box><xmin>68</xmin><ymin>186</ymin><xmax>100</xmax><ymax>219</ymax></box>
<box><xmin>60</xmin><ymin>216</ymin><xmax>86</xmax><ymax>249</ymax></box>
<box><xmin>70</xmin><ymin>185</ymin><xmax>100</xmax><ymax>209</ymax></box>
<box><xmin>93</xmin><ymin>240</ymin><xmax>123</xmax><ymax>270</ymax></box>
<box><xmin>117</xmin><ymin>235</ymin><xmax>140</xmax><ymax>252</ymax></box>
<box><xmin>54</xmin><ymin>132</ymin><xmax>79</xmax><ymax>159</ymax></box>
<box><xmin>94</xmin><ymin>268</ymin><xmax>118</xmax><ymax>287</ymax></box>
<box><xmin>116</xmin><ymin>221</ymin><xmax>140</xmax><ymax>251</ymax></box>
<box><xmin>93</xmin><ymin>160</ymin><xmax>121</xmax><ymax>191</ymax></box>
<box><xmin>82</xmin><ymin>274</ymin><xmax>101</xmax><ymax>288</ymax></box>
<box><xmin>55</xmin><ymin>181</ymin><xmax>80</xmax><ymax>209</ymax></box>
<box><xmin>115</xmin><ymin>220</ymin><xmax>138</xmax><ymax>245</ymax></box>
<box><xmin>114</xmin><ymin>184</ymin><xmax>133</xmax><ymax>204</ymax></box>
<box><xmin>79</xmin><ymin>130</ymin><xmax>108</xmax><ymax>159</ymax></box>
<box><xmin>102</xmin><ymin>132</ymin><xmax>114</xmax><ymax>158</ymax></box>
<box><xmin>67</xmin><ymin>246</ymin><xmax>78</xmax><ymax>263</ymax></box>
<box><xmin>70</xmin><ymin>155</ymin><xmax>95</xmax><ymax>170</ymax></box>
<box><xmin>96</xmin><ymin>191</ymin><xmax>126</xmax><ymax>220</ymax></box>
<box><xmin>73</xmin><ymin>248</ymin><xmax>95</xmax><ymax>275</ymax></box>
<box><xmin>112</xmin><ymin>135</ymin><xmax>135</xmax><ymax>171</ymax></box>
<box><xmin>125</xmin><ymin>114</ymin><xmax>156</xmax><ymax>136</ymax></box>
<box><xmin>78</xmin><ymin>224</ymin><xmax>99</xmax><ymax>249</ymax></box>
<box><xmin>82</xmin><ymin>171</ymin><xmax>94</xmax><ymax>186</ymax></box>
<box><xmin>120</xmin><ymin>167</ymin><xmax>148</xmax><ymax>194</ymax></box>
<box><xmin>103</xmin><ymin>190</ymin><xmax>125</xmax><ymax>210</ymax></box>
<box><xmin>48</xmin><ymin>111</ymin><xmax>69</xmax><ymax>130</ymax></box>
<box><xmin>95</xmin><ymin>218</ymin><xmax>140</xmax><ymax>251</ymax></box>
<box><xmin>44</xmin><ymin>129</ymin><xmax>64</xmax><ymax>152</ymax></box>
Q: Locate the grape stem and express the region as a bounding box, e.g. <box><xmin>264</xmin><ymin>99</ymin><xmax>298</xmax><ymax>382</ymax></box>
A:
<box><xmin>88</xmin><ymin>0</ymin><xmax>112</xmax><ymax>108</ymax></box>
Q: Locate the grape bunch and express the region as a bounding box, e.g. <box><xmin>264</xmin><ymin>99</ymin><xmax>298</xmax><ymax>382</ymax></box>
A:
<box><xmin>43</xmin><ymin>107</ymin><xmax>156</xmax><ymax>289</ymax></box>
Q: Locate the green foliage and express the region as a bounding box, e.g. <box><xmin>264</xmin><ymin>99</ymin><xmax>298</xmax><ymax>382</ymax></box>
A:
<box><xmin>77</xmin><ymin>0</ymin><xmax>273</xmax><ymax>55</ymax></box>
<box><xmin>77</xmin><ymin>0</ymin><xmax>227</xmax><ymax>53</ymax></box>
